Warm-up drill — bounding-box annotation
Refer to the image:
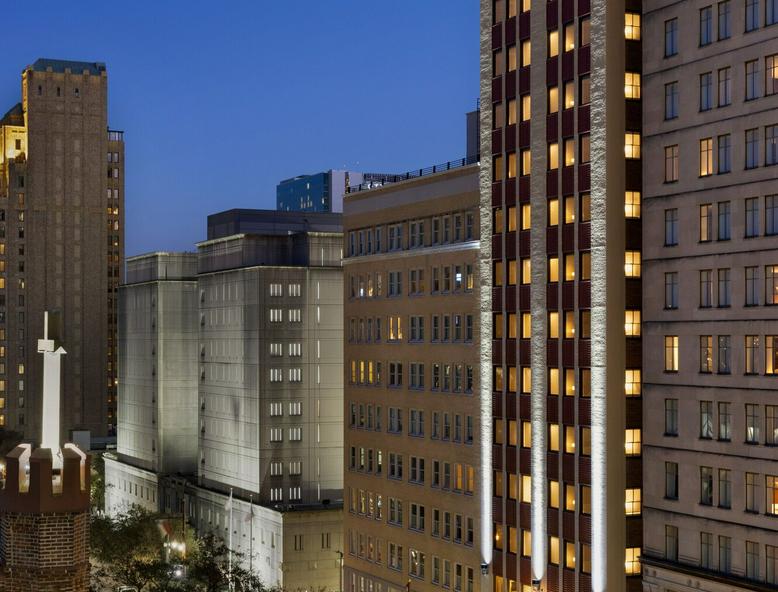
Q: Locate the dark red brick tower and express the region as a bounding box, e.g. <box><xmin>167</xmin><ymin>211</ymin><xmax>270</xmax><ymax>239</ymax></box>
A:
<box><xmin>0</xmin><ymin>443</ymin><xmax>91</xmax><ymax>591</ymax></box>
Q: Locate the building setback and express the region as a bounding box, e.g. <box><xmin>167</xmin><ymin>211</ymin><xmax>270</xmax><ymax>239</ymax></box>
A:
<box><xmin>0</xmin><ymin>58</ymin><xmax>123</xmax><ymax>442</ymax></box>
<box><xmin>105</xmin><ymin>211</ymin><xmax>344</xmax><ymax>590</ymax></box>
<box><xmin>277</xmin><ymin>170</ymin><xmax>397</xmax><ymax>214</ymax></box>
<box><xmin>483</xmin><ymin>0</ymin><xmax>643</xmax><ymax>590</ymax></box>
<box><xmin>641</xmin><ymin>0</ymin><xmax>778</xmax><ymax>589</ymax></box>
<box><xmin>343</xmin><ymin>163</ymin><xmax>486</xmax><ymax>592</ymax></box>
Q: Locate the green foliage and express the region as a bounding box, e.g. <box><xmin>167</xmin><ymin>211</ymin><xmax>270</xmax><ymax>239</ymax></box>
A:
<box><xmin>89</xmin><ymin>451</ymin><xmax>106</xmax><ymax>512</ymax></box>
<box><xmin>90</xmin><ymin>508</ymin><xmax>274</xmax><ymax>592</ymax></box>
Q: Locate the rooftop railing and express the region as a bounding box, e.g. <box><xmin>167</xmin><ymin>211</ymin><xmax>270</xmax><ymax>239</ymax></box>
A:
<box><xmin>346</xmin><ymin>154</ymin><xmax>480</xmax><ymax>194</ymax></box>
<box><xmin>107</xmin><ymin>129</ymin><xmax>124</xmax><ymax>142</ymax></box>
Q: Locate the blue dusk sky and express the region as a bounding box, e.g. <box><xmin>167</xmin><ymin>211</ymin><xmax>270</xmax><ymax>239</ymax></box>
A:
<box><xmin>0</xmin><ymin>1</ymin><xmax>479</xmax><ymax>256</ymax></box>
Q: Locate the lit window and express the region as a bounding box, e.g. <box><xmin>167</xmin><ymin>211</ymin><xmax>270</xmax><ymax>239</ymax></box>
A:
<box><xmin>625</xmin><ymin>191</ymin><xmax>641</xmax><ymax>218</ymax></box>
<box><xmin>564</xmin><ymin>139</ymin><xmax>575</xmax><ymax>166</ymax></box>
<box><xmin>548</xmin><ymin>199</ymin><xmax>559</xmax><ymax>226</ymax></box>
<box><xmin>549</xmin><ymin>368</ymin><xmax>560</xmax><ymax>395</ymax></box>
<box><xmin>625</xmin><ymin>547</ymin><xmax>641</xmax><ymax>575</ymax></box>
<box><xmin>549</xmin><ymin>424</ymin><xmax>560</xmax><ymax>451</ymax></box>
<box><xmin>521</xmin><ymin>258</ymin><xmax>531</xmax><ymax>284</ymax></box>
<box><xmin>625</xmin><ymin>488</ymin><xmax>641</xmax><ymax>515</ymax></box>
<box><xmin>548</xmin><ymin>86</ymin><xmax>559</xmax><ymax>114</ymax></box>
<box><xmin>564</xmin><ymin>23</ymin><xmax>575</xmax><ymax>51</ymax></box>
<box><xmin>564</xmin><ymin>81</ymin><xmax>575</xmax><ymax>109</ymax></box>
<box><xmin>624</xmin><ymin>251</ymin><xmax>641</xmax><ymax>277</ymax></box>
<box><xmin>522</xmin><ymin>421</ymin><xmax>532</xmax><ymax>448</ymax></box>
<box><xmin>564</xmin><ymin>254</ymin><xmax>575</xmax><ymax>281</ymax></box>
<box><xmin>508</xmin><ymin>45</ymin><xmax>517</xmax><ymax>71</ymax></box>
<box><xmin>521</xmin><ymin>150</ymin><xmax>531</xmax><ymax>175</ymax></box>
<box><xmin>521</xmin><ymin>203</ymin><xmax>531</xmax><ymax>230</ymax></box>
<box><xmin>549</xmin><ymin>257</ymin><xmax>559</xmax><ymax>282</ymax></box>
<box><xmin>548</xmin><ymin>481</ymin><xmax>559</xmax><ymax>508</ymax></box>
<box><xmin>699</xmin><ymin>138</ymin><xmax>713</xmax><ymax>176</ymax></box>
<box><xmin>565</xmin><ymin>542</ymin><xmax>576</xmax><ymax>569</ymax></box>
<box><xmin>625</xmin><ymin>369</ymin><xmax>641</xmax><ymax>396</ymax></box>
<box><xmin>508</xmin><ymin>152</ymin><xmax>517</xmax><ymax>178</ymax></box>
<box><xmin>549</xmin><ymin>536</ymin><xmax>560</xmax><ymax>565</ymax></box>
<box><xmin>564</xmin><ymin>312</ymin><xmax>575</xmax><ymax>339</ymax></box>
<box><xmin>521</xmin><ymin>475</ymin><xmax>532</xmax><ymax>503</ymax></box>
<box><xmin>625</xmin><ymin>133</ymin><xmax>641</xmax><ymax>159</ymax></box>
<box><xmin>564</xmin><ymin>426</ymin><xmax>575</xmax><ymax>453</ymax></box>
<box><xmin>624</xmin><ymin>310</ymin><xmax>640</xmax><ymax>336</ymax></box>
<box><xmin>549</xmin><ymin>312</ymin><xmax>560</xmax><ymax>339</ymax></box>
<box><xmin>665</xmin><ymin>336</ymin><xmax>679</xmax><ymax>371</ymax></box>
<box><xmin>549</xmin><ymin>143</ymin><xmax>559</xmax><ymax>170</ymax></box>
<box><xmin>521</xmin><ymin>95</ymin><xmax>531</xmax><ymax>121</ymax></box>
<box><xmin>564</xmin><ymin>368</ymin><xmax>575</xmax><ymax>396</ymax></box>
<box><xmin>507</xmin><ymin>98</ymin><xmax>517</xmax><ymax>125</ymax></box>
<box><xmin>625</xmin><ymin>429</ymin><xmax>641</xmax><ymax>456</ymax></box>
<box><xmin>521</xmin><ymin>40</ymin><xmax>531</xmax><ymax>67</ymax></box>
<box><xmin>565</xmin><ymin>484</ymin><xmax>576</xmax><ymax>511</ymax></box>
<box><xmin>625</xmin><ymin>12</ymin><xmax>641</xmax><ymax>39</ymax></box>
<box><xmin>549</xmin><ymin>30</ymin><xmax>559</xmax><ymax>58</ymax></box>
<box><xmin>521</xmin><ymin>313</ymin><xmax>531</xmax><ymax>339</ymax></box>
<box><xmin>625</xmin><ymin>72</ymin><xmax>641</xmax><ymax>99</ymax></box>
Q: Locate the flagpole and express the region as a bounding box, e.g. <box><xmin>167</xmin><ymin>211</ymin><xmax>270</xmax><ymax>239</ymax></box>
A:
<box><xmin>228</xmin><ymin>488</ymin><xmax>233</xmax><ymax>591</ymax></box>
<box><xmin>249</xmin><ymin>494</ymin><xmax>254</xmax><ymax>575</ymax></box>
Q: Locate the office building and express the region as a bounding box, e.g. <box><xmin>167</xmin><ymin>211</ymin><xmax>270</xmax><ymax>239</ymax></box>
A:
<box><xmin>277</xmin><ymin>170</ymin><xmax>395</xmax><ymax>213</ymax></box>
<box><xmin>641</xmin><ymin>1</ymin><xmax>778</xmax><ymax>589</ymax></box>
<box><xmin>0</xmin><ymin>58</ymin><xmax>124</xmax><ymax>441</ymax></box>
<box><xmin>105</xmin><ymin>212</ymin><xmax>344</xmax><ymax>590</ymax></box>
<box><xmin>343</xmin><ymin>162</ymin><xmax>487</xmax><ymax>592</ymax></box>
<box><xmin>484</xmin><ymin>0</ymin><xmax>643</xmax><ymax>590</ymax></box>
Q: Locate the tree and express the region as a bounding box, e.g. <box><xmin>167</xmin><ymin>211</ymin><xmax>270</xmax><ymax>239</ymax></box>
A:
<box><xmin>185</xmin><ymin>533</ymin><xmax>270</xmax><ymax>592</ymax></box>
<box><xmin>89</xmin><ymin>451</ymin><xmax>107</xmax><ymax>513</ymax></box>
<box><xmin>90</xmin><ymin>506</ymin><xmax>171</xmax><ymax>592</ymax></box>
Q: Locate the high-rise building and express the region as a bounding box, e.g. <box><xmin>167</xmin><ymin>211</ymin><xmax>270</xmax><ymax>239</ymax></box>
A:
<box><xmin>641</xmin><ymin>2</ymin><xmax>778</xmax><ymax>590</ymax></box>
<box><xmin>343</xmin><ymin>162</ymin><xmax>487</xmax><ymax>592</ymax></box>
<box><xmin>0</xmin><ymin>58</ymin><xmax>124</xmax><ymax>441</ymax></box>
<box><xmin>105</xmin><ymin>211</ymin><xmax>344</xmax><ymax>590</ymax></box>
<box><xmin>483</xmin><ymin>0</ymin><xmax>643</xmax><ymax>590</ymax></box>
<box><xmin>277</xmin><ymin>170</ymin><xmax>395</xmax><ymax>213</ymax></box>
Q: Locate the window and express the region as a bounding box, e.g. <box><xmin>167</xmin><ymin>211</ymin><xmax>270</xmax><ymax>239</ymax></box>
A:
<box><xmin>768</xmin><ymin>55</ymin><xmax>778</xmax><ymax>96</ymax></box>
<box><xmin>719</xmin><ymin>536</ymin><xmax>732</xmax><ymax>574</ymax></box>
<box><xmin>767</xmin><ymin>265</ymin><xmax>778</xmax><ymax>304</ymax></box>
<box><xmin>746</xmin><ymin>541</ymin><xmax>760</xmax><ymax>580</ymax></box>
<box><xmin>746</xmin><ymin>0</ymin><xmax>760</xmax><ymax>30</ymax></box>
<box><xmin>665</xmin><ymin>145</ymin><xmax>679</xmax><ymax>182</ymax></box>
<box><xmin>521</xmin><ymin>149</ymin><xmax>531</xmax><ymax>175</ymax></box>
<box><xmin>746</xmin><ymin>472</ymin><xmax>759</xmax><ymax>512</ymax></box>
<box><xmin>580</xmin><ymin>16</ymin><xmax>590</xmax><ymax>45</ymax></box>
<box><xmin>625</xmin><ymin>12</ymin><xmax>641</xmax><ymax>39</ymax></box>
<box><xmin>768</xmin><ymin>195</ymin><xmax>778</xmax><ymax>234</ymax></box>
<box><xmin>625</xmin><ymin>548</ymin><xmax>641</xmax><ymax>575</ymax></box>
<box><xmin>700</xmin><ymin>6</ymin><xmax>713</xmax><ymax>45</ymax></box>
<box><xmin>719</xmin><ymin>402</ymin><xmax>732</xmax><ymax>440</ymax></box>
<box><xmin>665</xmin><ymin>336</ymin><xmax>679</xmax><ymax>371</ymax></box>
<box><xmin>564</xmin><ymin>138</ymin><xmax>575</xmax><ymax>166</ymax></box>
<box><xmin>700</xmin><ymin>204</ymin><xmax>713</xmax><ymax>241</ymax></box>
<box><xmin>625</xmin><ymin>488</ymin><xmax>641</xmax><ymax>515</ymax></box>
<box><xmin>746</xmin><ymin>268</ymin><xmax>759</xmax><ymax>306</ymax></box>
<box><xmin>718</xmin><ymin>268</ymin><xmax>731</xmax><ymax>306</ymax></box>
<box><xmin>580</xmin><ymin>76</ymin><xmax>591</xmax><ymax>105</ymax></box>
<box><xmin>745</xmin><ymin>198</ymin><xmax>760</xmax><ymax>238</ymax></box>
<box><xmin>718</xmin><ymin>67</ymin><xmax>731</xmax><ymax>106</ymax></box>
<box><xmin>665</xmin><ymin>82</ymin><xmax>679</xmax><ymax>120</ymax></box>
<box><xmin>718</xmin><ymin>1</ymin><xmax>731</xmax><ymax>38</ymax></box>
<box><xmin>769</xmin><ymin>336</ymin><xmax>778</xmax><ymax>374</ymax></box>
<box><xmin>700</xmin><ymin>532</ymin><xmax>714</xmax><ymax>569</ymax></box>
<box><xmin>665</xmin><ymin>399</ymin><xmax>679</xmax><ymax>436</ymax></box>
<box><xmin>564</xmin><ymin>22</ymin><xmax>575</xmax><ymax>51</ymax></box>
<box><xmin>718</xmin><ymin>335</ymin><xmax>731</xmax><ymax>373</ymax></box>
<box><xmin>521</xmin><ymin>95</ymin><xmax>531</xmax><ymax>121</ymax></box>
<box><xmin>549</xmin><ymin>142</ymin><xmax>559</xmax><ymax>169</ymax></box>
<box><xmin>665</xmin><ymin>272</ymin><xmax>679</xmax><ymax>309</ymax></box>
<box><xmin>719</xmin><ymin>202</ymin><xmax>731</xmax><ymax>239</ymax></box>
<box><xmin>625</xmin><ymin>429</ymin><xmax>641</xmax><ymax>456</ymax></box>
<box><xmin>718</xmin><ymin>134</ymin><xmax>731</xmax><ymax>173</ymax></box>
<box><xmin>625</xmin><ymin>310</ymin><xmax>640</xmax><ymax>336</ymax></box>
<box><xmin>769</xmin><ymin>0</ymin><xmax>778</xmax><ymax>24</ymax></box>
<box><xmin>625</xmin><ymin>72</ymin><xmax>641</xmax><ymax>99</ymax></box>
<box><xmin>700</xmin><ymin>401</ymin><xmax>714</xmax><ymax>437</ymax></box>
<box><xmin>699</xmin><ymin>138</ymin><xmax>713</xmax><ymax>176</ymax></box>
<box><xmin>625</xmin><ymin>251</ymin><xmax>641</xmax><ymax>277</ymax></box>
<box><xmin>746</xmin><ymin>61</ymin><xmax>760</xmax><ymax>101</ymax></box>
<box><xmin>625</xmin><ymin>191</ymin><xmax>641</xmax><ymax>218</ymax></box>
<box><xmin>770</xmin><ymin>546</ymin><xmax>778</xmax><ymax>585</ymax></box>
<box><xmin>718</xmin><ymin>468</ymin><xmax>732</xmax><ymax>509</ymax></box>
<box><xmin>666</xmin><ymin>525</ymin><xmax>679</xmax><ymax>561</ymax></box>
<box><xmin>746</xmin><ymin>404</ymin><xmax>760</xmax><ymax>443</ymax></box>
<box><xmin>625</xmin><ymin>133</ymin><xmax>641</xmax><ymax>159</ymax></box>
<box><xmin>665</xmin><ymin>462</ymin><xmax>679</xmax><ymax>498</ymax></box>
<box><xmin>700</xmin><ymin>73</ymin><xmax>713</xmax><ymax>111</ymax></box>
<box><xmin>521</xmin><ymin>40</ymin><xmax>531</xmax><ymax>67</ymax></box>
<box><xmin>700</xmin><ymin>336</ymin><xmax>713</xmax><ymax>373</ymax></box>
<box><xmin>767</xmin><ymin>125</ymin><xmax>778</xmax><ymax>165</ymax></box>
<box><xmin>549</xmin><ymin>29</ymin><xmax>559</xmax><ymax>58</ymax></box>
<box><xmin>746</xmin><ymin>128</ymin><xmax>760</xmax><ymax>169</ymax></box>
<box><xmin>665</xmin><ymin>18</ymin><xmax>678</xmax><ymax>56</ymax></box>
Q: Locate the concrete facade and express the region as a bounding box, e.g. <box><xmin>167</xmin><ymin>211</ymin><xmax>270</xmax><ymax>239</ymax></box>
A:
<box><xmin>641</xmin><ymin>0</ymin><xmax>778</xmax><ymax>589</ymax></box>
<box><xmin>0</xmin><ymin>58</ymin><xmax>123</xmax><ymax>441</ymax></box>
<box><xmin>343</xmin><ymin>165</ymin><xmax>486</xmax><ymax>592</ymax></box>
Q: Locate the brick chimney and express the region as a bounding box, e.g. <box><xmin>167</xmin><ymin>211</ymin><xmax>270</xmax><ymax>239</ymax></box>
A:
<box><xmin>0</xmin><ymin>443</ymin><xmax>91</xmax><ymax>591</ymax></box>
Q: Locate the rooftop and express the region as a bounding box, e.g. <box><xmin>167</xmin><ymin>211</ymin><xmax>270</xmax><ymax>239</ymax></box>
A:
<box><xmin>207</xmin><ymin>208</ymin><xmax>342</xmax><ymax>240</ymax></box>
<box><xmin>346</xmin><ymin>154</ymin><xmax>480</xmax><ymax>194</ymax></box>
<box><xmin>29</xmin><ymin>58</ymin><xmax>106</xmax><ymax>76</ymax></box>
